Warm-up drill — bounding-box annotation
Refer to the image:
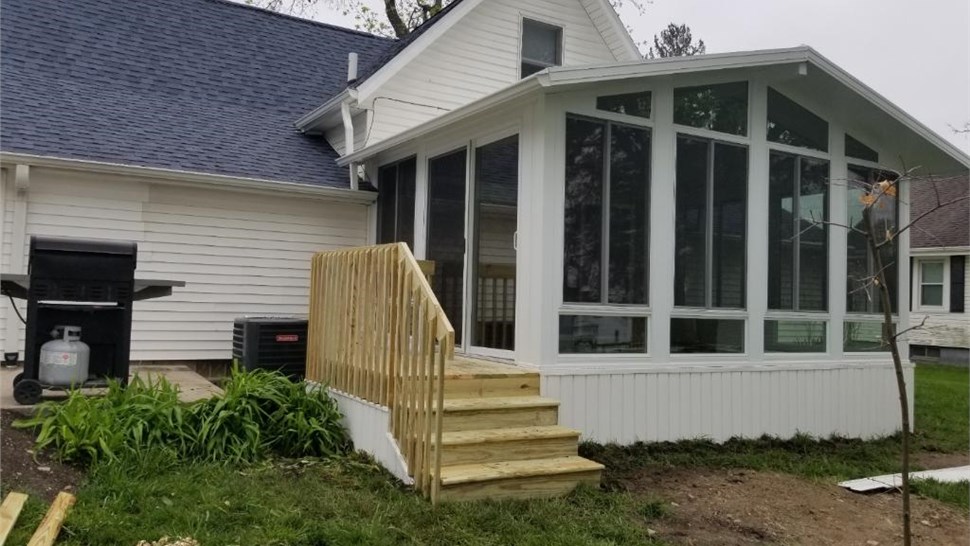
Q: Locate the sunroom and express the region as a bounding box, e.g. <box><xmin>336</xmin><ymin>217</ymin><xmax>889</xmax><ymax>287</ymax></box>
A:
<box><xmin>336</xmin><ymin>47</ymin><xmax>969</xmax><ymax>444</ymax></box>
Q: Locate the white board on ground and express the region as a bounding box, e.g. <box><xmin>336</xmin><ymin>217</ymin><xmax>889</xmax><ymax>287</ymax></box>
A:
<box><xmin>839</xmin><ymin>465</ymin><xmax>970</xmax><ymax>492</ymax></box>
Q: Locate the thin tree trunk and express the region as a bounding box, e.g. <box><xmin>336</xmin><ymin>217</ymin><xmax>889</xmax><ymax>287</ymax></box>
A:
<box><xmin>384</xmin><ymin>0</ymin><xmax>409</xmax><ymax>37</ymax></box>
<box><xmin>864</xmin><ymin>206</ymin><xmax>911</xmax><ymax>546</ymax></box>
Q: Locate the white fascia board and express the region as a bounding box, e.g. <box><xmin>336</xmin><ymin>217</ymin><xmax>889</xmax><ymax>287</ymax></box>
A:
<box><xmin>911</xmin><ymin>246</ymin><xmax>970</xmax><ymax>256</ymax></box>
<box><xmin>354</xmin><ymin>0</ymin><xmax>487</xmax><ymax>103</ymax></box>
<box><xmin>337</xmin><ymin>76</ymin><xmax>545</xmax><ymax>166</ymax></box>
<box><xmin>588</xmin><ymin>0</ymin><xmax>641</xmax><ymax>61</ymax></box>
<box><xmin>0</xmin><ymin>153</ymin><xmax>377</xmax><ymax>204</ymax></box>
<box><xmin>802</xmin><ymin>48</ymin><xmax>970</xmax><ymax>169</ymax></box>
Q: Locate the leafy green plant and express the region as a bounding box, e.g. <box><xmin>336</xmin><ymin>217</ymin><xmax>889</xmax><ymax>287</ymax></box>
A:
<box><xmin>15</xmin><ymin>367</ymin><xmax>350</xmax><ymax>466</ymax></box>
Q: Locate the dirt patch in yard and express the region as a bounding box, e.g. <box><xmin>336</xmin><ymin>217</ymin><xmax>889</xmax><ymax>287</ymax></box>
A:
<box><xmin>915</xmin><ymin>451</ymin><xmax>969</xmax><ymax>470</ymax></box>
<box><xmin>0</xmin><ymin>410</ymin><xmax>84</xmax><ymax>502</ymax></box>
<box><xmin>626</xmin><ymin>467</ymin><xmax>969</xmax><ymax>545</ymax></box>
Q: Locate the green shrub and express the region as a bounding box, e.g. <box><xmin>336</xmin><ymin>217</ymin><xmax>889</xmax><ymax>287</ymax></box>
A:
<box><xmin>14</xmin><ymin>367</ymin><xmax>350</xmax><ymax>466</ymax></box>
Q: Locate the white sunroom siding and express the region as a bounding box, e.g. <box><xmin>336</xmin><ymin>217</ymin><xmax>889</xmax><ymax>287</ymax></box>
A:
<box><xmin>361</xmin><ymin>0</ymin><xmax>625</xmax><ymax>146</ymax></box>
<box><xmin>543</xmin><ymin>364</ymin><xmax>912</xmax><ymax>444</ymax></box>
<box><xmin>0</xmin><ymin>167</ymin><xmax>369</xmax><ymax>362</ymax></box>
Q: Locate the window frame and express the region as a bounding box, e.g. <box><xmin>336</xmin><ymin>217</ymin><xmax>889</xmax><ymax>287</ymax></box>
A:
<box><xmin>916</xmin><ymin>257</ymin><xmax>949</xmax><ymax>312</ymax></box>
<box><xmin>673</xmin><ymin>133</ymin><xmax>750</xmax><ymax>311</ymax></box>
<box><xmin>520</xmin><ymin>17</ymin><xmax>563</xmax><ymax>78</ymax></box>
<box><xmin>562</xmin><ymin>113</ymin><xmax>652</xmax><ymax>308</ymax></box>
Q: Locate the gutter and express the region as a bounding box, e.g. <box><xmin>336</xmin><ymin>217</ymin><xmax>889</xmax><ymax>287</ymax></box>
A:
<box><xmin>0</xmin><ymin>153</ymin><xmax>377</xmax><ymax>204</ymax></box>
<box><xmin>295</xmin><ymin>88</ymin><xmax>358</xmax><ymax>133</ymax></box>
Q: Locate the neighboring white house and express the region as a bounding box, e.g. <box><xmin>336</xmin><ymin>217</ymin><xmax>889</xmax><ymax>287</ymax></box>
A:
<box><xmin>3</xmin><ymin>0</ymin><xmax>969</xmax><ymax>442</ymax></box>
<box><xmin>908</xmin><ymin>175</ymin><xmax>969</xmax><ymax>365</ymax></box>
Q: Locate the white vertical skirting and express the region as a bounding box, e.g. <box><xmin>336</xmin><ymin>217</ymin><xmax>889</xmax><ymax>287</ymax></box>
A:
<box><xmin>327</xmin><ymin>388</ymin><xmax>413</xmax><ymax>484</ymax></box>
<box><xmin>542</xmin><ymin>363</ymin><xmax>913</xmax><ymax>444</ymax></box>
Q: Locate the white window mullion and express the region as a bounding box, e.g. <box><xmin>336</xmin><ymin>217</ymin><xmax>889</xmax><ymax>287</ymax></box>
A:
<box><xmin>649</xmin><ymin>84</ymin><xmax>676</xmax><ymax>360</ymax></box>
<box><xmin>747</xmin><ymin>80</ymin><xmax>770</xmax><ymax>360</ymax></box>
<box><xmin>828</xmin><ymin>129</ymin><xmax>847</xmax><ymax>357</ymax></box>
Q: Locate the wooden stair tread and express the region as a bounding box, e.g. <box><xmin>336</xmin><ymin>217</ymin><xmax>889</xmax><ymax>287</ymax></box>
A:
<box><xmin>437</xmin><ymin>425</ymin><xmax>581</xmax><ymax>445</ymax></box>
<box><xmin>445</xmin><ymin>356</ymin><xmax>538</xmax><ymax>379</ymax></box>
<box><xmin>440</xmin><ymin>396</ymin><xmax>560</xmax><ymax>412</ymax></box>
<box><xmin>440</xmin><ymin>456</ymin><xmax>604</xmax><ymax>486</ymax></box>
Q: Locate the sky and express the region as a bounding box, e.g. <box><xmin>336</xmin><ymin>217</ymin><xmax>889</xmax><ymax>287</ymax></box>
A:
<box><xmin>281</xmin><ymin>0</ymin><xmax>969</xmax><ymax>153</ymax></box>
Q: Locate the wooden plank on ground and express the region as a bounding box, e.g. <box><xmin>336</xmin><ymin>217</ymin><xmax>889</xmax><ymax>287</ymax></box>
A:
<box><xmin>0</xmin><ymin>491</ymin><xmax>29</xmax><ymax>546</ymax></box>
<box><xmin>27</xmin><ymin>491</ymin><xmax>76</xmax><ymax>546</ymax></box>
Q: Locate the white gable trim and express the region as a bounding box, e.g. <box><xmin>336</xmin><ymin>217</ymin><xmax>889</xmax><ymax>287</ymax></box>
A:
<box><xmin>580</xmin><ymin>0</ymin><xmax>641</xmax><ymax>61</ymax></box>
<box><xmin>354</xmin><ymin>0</ymin><xmax>487</xmax><ymax>102</ymax></box>
<box><xmin>339</xmin><ymin>46</ymin><xmax>970</xmax><ymax>169</ymax></box>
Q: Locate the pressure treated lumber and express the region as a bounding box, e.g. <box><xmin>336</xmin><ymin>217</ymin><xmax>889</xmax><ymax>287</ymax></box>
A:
<box><xmin>27</xmin><ymin>491</ymin><xmax>76</xmax><ymax>546</ymax></box>
<box><xmin>0</xmin><ymin>491</ymin><xmax>28</xmax><ymax>546</ymax></box>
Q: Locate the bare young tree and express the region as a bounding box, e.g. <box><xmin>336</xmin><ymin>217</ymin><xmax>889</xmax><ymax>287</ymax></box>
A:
<box><xmin>819</xmin><ymin>169</ymin><xmax>969</xmax><ymax>546</ymax></box>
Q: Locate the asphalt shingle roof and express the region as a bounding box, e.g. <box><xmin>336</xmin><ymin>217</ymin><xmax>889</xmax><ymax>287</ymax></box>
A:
<box><xmin>1</xmin><ymin>0</ymin><xmax>394</xmax><ymax>188</ymax></box>
<box><xmin>910</xmin><ymin>175</ymin><xmax>970</xmax><ymax>249</ymax></box>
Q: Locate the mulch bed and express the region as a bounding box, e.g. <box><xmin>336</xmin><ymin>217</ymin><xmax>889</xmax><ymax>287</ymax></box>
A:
<box><xmin>0</xmin><ymin>410</ymin><xmax>85</xmax><ymax>502</ymax></box>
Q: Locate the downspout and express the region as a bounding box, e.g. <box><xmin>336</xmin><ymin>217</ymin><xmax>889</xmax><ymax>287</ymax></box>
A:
<box><xmin>343</xmin><ymin>52</ymin><xmax>359</xmax><ymax>190</ymax></box>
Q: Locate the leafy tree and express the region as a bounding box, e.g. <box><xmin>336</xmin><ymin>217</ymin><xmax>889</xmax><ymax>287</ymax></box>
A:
<box><xmin>251</xmin><ymin>0</ymin><xmax>646</xmax><ymax>39</ymax></box>
<box><xmin>648</xmin><ymin>23</ymin><xmax>706</xmax><ymax>59</ymax></box>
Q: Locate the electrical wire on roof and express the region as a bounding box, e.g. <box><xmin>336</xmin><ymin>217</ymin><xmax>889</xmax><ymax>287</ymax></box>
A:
<box><xmin>363</xmin><ymin>96</ymin><xmax>451</xmax><ymax>148</ymax></box>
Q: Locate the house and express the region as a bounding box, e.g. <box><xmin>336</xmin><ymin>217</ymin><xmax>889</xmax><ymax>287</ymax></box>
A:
<box><xmin>3</xmin><ymin>0</ymin><xmax>970</xmax><ymax>501</ymax></box>
<box><xmin>908</xmin><ymin>175</ymin><xmax>969</xmax><ymax>365</ymax></box>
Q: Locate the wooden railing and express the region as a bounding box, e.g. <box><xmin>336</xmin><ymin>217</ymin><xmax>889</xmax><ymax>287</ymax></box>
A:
<box><xmin>306</xmin><ymin>243</ymin><xmax>454</xmax><ymax>504</ymax></box>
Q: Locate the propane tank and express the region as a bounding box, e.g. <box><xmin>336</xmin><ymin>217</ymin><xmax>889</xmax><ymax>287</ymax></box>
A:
<box><xmin>39</xmin><ymin>326</ymin><xmax>90</xmax><ymax>387</ymax></box>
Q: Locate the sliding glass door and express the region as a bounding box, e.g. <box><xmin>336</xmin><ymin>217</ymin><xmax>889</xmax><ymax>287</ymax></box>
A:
<box><xmin>424</xmin><ymin>135</ymin><xmax>520</xmax><ymax>355</ymax></box>
<box><xmin>470</xmin><ymin>136</ymin><xmax>519</xmax><ymax>352</ymax></box>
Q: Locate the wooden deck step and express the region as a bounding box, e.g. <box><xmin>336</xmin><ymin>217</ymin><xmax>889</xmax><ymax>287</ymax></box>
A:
<box><xmin>438</xmin><ymin>456</ymin><xmax>604</xmax><ymax>502</ymax></box>
<box><xmin>437</xmin><ymin>396</ymin><xmax>559</xmax><ymax>432</ymax></box>
<box><xmin>437</xmin><ymin>426</ymin><xmax>581</xmax><ymax>465</ymax></box>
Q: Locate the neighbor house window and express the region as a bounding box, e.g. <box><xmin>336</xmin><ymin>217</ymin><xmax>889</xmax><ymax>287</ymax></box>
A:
<box><xmin>674</xmin><ymin>135</ymin><xmax>748</xmax><ymax>309</ymax></box>
<box><xmin>559</xmin><ymin>315</ymin><xmax>647</xmax><ymax>353</ymax></box>
<box><xmin>377</xmin><ymin>157</ymin><xmax>417</xmax><ymax>248</ymax></box>
<box><xmin>918</xmin><ymin>260</ymin><xmax>946</xmax><ymax>308</ymax></box>
<box><xmin>563</xmin><ymin>115</ymin><xmax>651</xmax><ymax>305</ymax></box>
<box><xmin>846</xmin><ymin>165</ymin><xmax>898</xmax><ymax>314</ymax></box>
<box><xmin>767</xmin><ymin>152</ymin><xmax>829</xmax><ymax>311</ymax></box>
<box><xmin>845</xmin><ymin>134</ymin><xmax>879</xmax><ymax>163</ymax></box>
<box><xmin>597</xmin><ymin>91</ymin><xmax>652</xmax><ymax>119</ymax></box>
<box><xmin>521</xmin><ymin>19</ymin><xmax>562</xmax><ymax>78</ymax></box>
<box><xmin>673</xmin><ymin>81</ymin><xmax>748</xmax><ymax>136</ymax></box>
<box><xmin>767</xmin><ymin>88</ymin><xmax>828</xmax><ymax>152</ymax></box>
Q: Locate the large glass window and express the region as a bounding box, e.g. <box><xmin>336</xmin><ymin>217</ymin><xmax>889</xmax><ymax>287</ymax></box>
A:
<box><xmin>767</xmin><ymin>88</ymin><xmax>828</xmax><ymax>152</ymax></box>
<box><xmin>377</xmin><ymin>157</ymin><xmax>416</xmax><ymax>248</ymax></box>
<box><xmin>764</xmin><ymin>320</ymin><xmax>826</xmax><ymax>353</ymax></box>
<box><xmin>919</xmin><ymin>260</ymin><xmax>945</xmax><ymax>308</ymax></box>
<box><xmin>597</xmin><ymin>91</ymin><xmax>652</xmax><ymax>119</ymax></box>
<box><xmin>767</xmin><ymin>152</ymin><xmax>829</xmax><ymax>311</ymax></box>
<box><xmin>427</xmin><ymin>149</ymin><xmax>468</xmax><ymax>343</ymax></box>
<box><xmin>845</xmin><ymin>134</ymin><xmax>879</xmax><ymax>163</ymax></box>
<box><xmin>521</xmin><ymin>19</ymin><xmax>562</xmax><ymax>78</ymax></box>
<box><xmin>559</xmin><ymin>315</ymin><xmax>647</xmax><ymax>353</ymax></box>
<box><xmin>844</xmin><ymin>320</ymin><xmax>891</xmax><ymax>352</ymax></box>
<box><xmin>846</xmin><ymin>165</ymin><xmax>898</xmax><ymax>314</ymax></box>
<box><xmin>674</xmin><ymin>136</ymin><xmax>748</xmax><ymax>309</ymax></box>
<box><xmin>670</xmin><ymin>318</ymin><xmax>744</xmax><ymax>354</ymax></box>
<box><xmin>563</xmin><ymin>116</ymin><xmax>651</xmax><ymax>305</ymax></box>
<box><xmin>673</xmin><ymin>81</ymin><xmax>748</xmax><ymax>136</ymax></box>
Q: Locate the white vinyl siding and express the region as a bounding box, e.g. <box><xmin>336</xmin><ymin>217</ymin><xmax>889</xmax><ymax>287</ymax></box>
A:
<box><xmin>543</xmin><ymin>364</ymin><xmax>912</xmax><ymax>443</ymax></box>
<box><xmin>576</xmin><ymin>0</ymin><xmax>637</xmax><ymax>60</ymax></box>
<box><xmin>361</xmin><ymin>0</ymin><xmax>624</xmax><ymax>146</ymax></box>
<box><xmin>0</xmin><ymin>168</ymin><xmax>368</xmax><ymax>361</ymax></box>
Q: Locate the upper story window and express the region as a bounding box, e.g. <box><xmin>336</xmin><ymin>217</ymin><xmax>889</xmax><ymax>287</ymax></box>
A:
<box><xmin>673</xmin><ymin>81</ymin><xmax>749</xmax><ymax>136</ymax></box>
<box><xmin>377</xmin><ymin>157</ymin><xmax>416</xmax><ymax>249</ymax></box>
<box><xmin>597</xmin><ymin>91</ymin><xmax>652</xmax><ymax>119</ymax></box>
<box><xmin>767</xmin><ymin>88</ymin><xmax>828</xmax><ymax>152</ymax></box>
<box><xmin>521</xmin><ymin>19</ymin><xmax>562</xmax><ymax>78</ymax></box>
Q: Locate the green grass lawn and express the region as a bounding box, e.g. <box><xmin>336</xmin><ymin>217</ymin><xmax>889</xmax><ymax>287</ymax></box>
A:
<box><xmin>5</xmin><ymin>364</ymin><xmax>966</xmax><ymax>545</ymax></box>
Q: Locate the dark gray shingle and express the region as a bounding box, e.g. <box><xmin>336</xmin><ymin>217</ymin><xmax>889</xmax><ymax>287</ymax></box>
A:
<box><xmin>1</xmin><ymin>0</ymin><xmax>394</xmax><ymax>188</ymax></box>
<box><xmin>910</xmin><ymin>175</ymin><xmax>970</xmax><ymax>249</ymax></box>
